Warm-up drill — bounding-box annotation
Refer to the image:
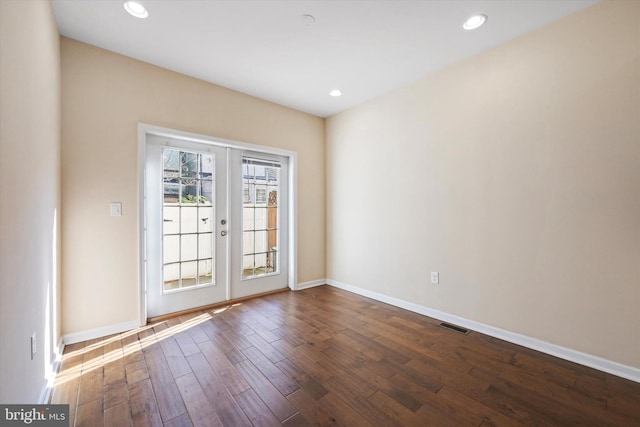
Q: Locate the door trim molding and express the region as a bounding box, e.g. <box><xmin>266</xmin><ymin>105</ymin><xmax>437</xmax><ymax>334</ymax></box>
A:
<box><xmin>137</xmin><ymin>123</ymin><xmax>298</xmax><ymax>326</ymax></box>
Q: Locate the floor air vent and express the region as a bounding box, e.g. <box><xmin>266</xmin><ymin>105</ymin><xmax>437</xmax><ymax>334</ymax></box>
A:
<box><xmin>439</xmin><ymin>322</ymin><xmax>470</xmax><ymax>334</ymax></box>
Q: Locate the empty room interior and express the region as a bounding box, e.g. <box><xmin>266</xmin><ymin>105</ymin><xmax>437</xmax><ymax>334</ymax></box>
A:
<box><xmin>1</xmin><ymin>0</ymin><xmax>639</xmax><ymax>425</ymax></box>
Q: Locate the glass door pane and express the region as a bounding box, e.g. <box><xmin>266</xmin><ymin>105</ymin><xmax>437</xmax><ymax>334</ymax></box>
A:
<box><xmin>241</xmin><ymin>158</ymin><xmax>280</xmax><ymax>279</ymax></box>
<box><xmin>162</xmin><ymin>148</ymin><xmax>215</xmax><ymax>292</ymax></box>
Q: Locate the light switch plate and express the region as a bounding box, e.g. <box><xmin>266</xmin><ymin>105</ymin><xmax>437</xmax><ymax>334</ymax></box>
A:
<box><xmin>110</xmin><ymin>202</ymin><xmax>122</xmax><ymax>217</ymax></box>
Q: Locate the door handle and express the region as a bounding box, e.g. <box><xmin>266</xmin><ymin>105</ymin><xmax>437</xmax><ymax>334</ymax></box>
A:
<box><xmin>221</xmin><ymin>230</ymin><xmax>227</xmax><ymax>236</ymax></box>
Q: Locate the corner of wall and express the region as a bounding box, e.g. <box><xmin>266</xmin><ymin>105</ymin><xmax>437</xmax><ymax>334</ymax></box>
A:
<box><xmin>0</xmin><ymin>0</ymin><xmax>62</xmax><ymax>403</ymax></box>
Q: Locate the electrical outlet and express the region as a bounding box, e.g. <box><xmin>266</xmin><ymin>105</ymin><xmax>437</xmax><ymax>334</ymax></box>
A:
<box><xmin>31</xmin><ymin>332</ymin><xmax>36</xmax><ymax>360</ymax></box>
<box><xmin>430</xmin><ymin>272</ymin><xmax>439</xmax><ymax>284</ymax></box>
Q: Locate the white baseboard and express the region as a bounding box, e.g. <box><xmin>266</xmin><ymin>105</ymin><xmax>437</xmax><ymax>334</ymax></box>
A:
<box><xmin>62</xmin><ymin>320</ymin><xmax>140</xmax><ymax>345</ymax></box>
<box><xmin>294</xmin><ymin>278</ymin><xmax>327</xmax><ymax>290</ymax></box>
<box><xmin>39</xmin><ymin>337</ymin><xmax>65</xmax><ymax>404</ymax></box>
<box><xmin>326</xmin><ymin>279</ymin><xmax>640</xmax><ymax>383</ymax></box>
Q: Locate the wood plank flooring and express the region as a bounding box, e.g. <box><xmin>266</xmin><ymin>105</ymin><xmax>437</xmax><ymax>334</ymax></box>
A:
<box><xmin>50</xmin><ymin>285</ymin><xmax>640</xmax><ymax>426</ymax></box>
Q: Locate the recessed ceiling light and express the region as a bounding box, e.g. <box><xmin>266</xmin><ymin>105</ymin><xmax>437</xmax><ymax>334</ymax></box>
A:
<box><xmin>124</xmin><ymin>1</ymin><xmax>148</xmax><ymax>19</ymax></box>
<box><xmin>463</xmin><ymin>14</ymin><xmax>487</xmax><ymax>30</ymax></box>
<box><xmin>329</xmin><ymin>89</ymin><xmax>343</xmax><ymax>97</ymax></box>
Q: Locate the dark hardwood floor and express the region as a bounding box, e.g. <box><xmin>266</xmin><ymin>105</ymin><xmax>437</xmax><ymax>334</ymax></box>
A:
<box><xmin>50</xmin><ymin>285</ymin><xmax>640</xmax><ymax>426</ymax></box>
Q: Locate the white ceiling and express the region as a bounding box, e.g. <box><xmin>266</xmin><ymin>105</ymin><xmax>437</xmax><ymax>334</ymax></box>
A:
<box><xmin>52</xmin><ymin>0</ymin><xmax>598</xmax><ymax>118</ymax></box>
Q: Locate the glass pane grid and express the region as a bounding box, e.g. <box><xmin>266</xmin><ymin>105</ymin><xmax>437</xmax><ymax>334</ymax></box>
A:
<box><xmin>242</xmin><ymin>159</ymin><xmax>280</xmax><ymax>280</ymax></box>
<box><xmin>162</xmin><ymin>149</ymin><xmax>215</xmax><ymax>293</ymax></box>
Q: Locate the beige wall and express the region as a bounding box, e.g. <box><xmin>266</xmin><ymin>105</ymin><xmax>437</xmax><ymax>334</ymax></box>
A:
<box><xmin>326</xmin><ymin>0</ymin><xmax>640</xmax><ymax>368</ymax></box>
<box><xmin>0</xmin><ymin>0</ymin><xmax>61</xmax><ymax>402</ymax></box>
<box><xmin>61</xmin><ymin>39</ymin><xmax>325</xmax><ymax>336</ymax></box>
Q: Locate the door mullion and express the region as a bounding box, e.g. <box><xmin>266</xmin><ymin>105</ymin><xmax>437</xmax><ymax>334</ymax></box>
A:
<box><xmin>224</xmin><ymin>147</ymin><xmax>231</xmax><ymax>301</ymax></box>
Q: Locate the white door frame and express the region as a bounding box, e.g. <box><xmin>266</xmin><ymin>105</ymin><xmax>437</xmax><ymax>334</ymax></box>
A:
<box><xmin>137</xmin><ymin>123</ymin><xmax>298</xmax><ymax>325</ymax></box>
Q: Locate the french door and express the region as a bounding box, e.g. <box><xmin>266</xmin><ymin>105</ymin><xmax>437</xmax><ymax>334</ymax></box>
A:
<box><xmin>145</xmin><ymin>134</ymin><xmax>288</xmax><ymax>318</ymax></box>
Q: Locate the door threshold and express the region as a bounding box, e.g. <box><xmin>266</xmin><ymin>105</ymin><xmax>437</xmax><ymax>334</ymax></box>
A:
<box><xmin>146</xmin><ymin>287</ymin><xmax>290</xmax><ymax>324</ymax></box>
